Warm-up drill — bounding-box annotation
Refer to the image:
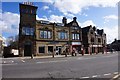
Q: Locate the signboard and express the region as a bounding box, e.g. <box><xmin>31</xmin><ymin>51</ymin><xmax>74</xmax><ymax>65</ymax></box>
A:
<box><xmin>90</xmin><ymin>45</ymin><xmax>103</xmax><ymax>47</ymax></box>
<box><xmin>72</xmin><ymin>42</ymin><xmax>81</xmax><ymax>45</ymax></box>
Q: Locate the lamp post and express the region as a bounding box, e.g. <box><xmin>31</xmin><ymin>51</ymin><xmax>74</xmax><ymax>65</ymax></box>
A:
<box><xmin>52</xmin><ymin>41</ymin><xmax>55</xmax><ymax>58</ymax></box>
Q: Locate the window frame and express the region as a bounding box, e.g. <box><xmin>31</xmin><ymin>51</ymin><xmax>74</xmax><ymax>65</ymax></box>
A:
<box><xmin>22</xmin><ymin>27</ymin><xmax>34</xmax><ymax>36</ymax></box>
<box><xmin>58</xmin><ymin>31</ymin><xmax>68</xmax><ymax>40</ymax></box>
<box><xmin>72</xmin><ymin>33</ymin><xmax>80</xmax><ymax>40</ymax></box>
<box><xmin>39</xmin><ymin>46</ymin><xmax>45</xmax><ymax>53</ymax></box>
<box><xmin>39</xmin><ymin>30</ymin><xmax>52</xmax><ymax>39</ymax></box>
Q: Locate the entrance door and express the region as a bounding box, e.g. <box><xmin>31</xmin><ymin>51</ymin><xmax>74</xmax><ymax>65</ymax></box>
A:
<box><xmin>24</xmin><ymin>44</ymin><xmax>32</xmax><ymax>56</ymax></box>
<box><xmin>58</xmin><ymin>48</ymin><xmax>61</xmax><ymax>55</ymax></box>
<box><xmin>56</xmin><ymin>46</ymin><xmax>61</xmax><ymax>55</ymax></box>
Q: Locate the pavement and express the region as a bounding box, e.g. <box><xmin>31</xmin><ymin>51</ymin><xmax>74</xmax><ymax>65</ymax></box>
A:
<box><xmin>1</xmin><ymin>52</ymin><xmax>110</xmax><ymax>60</ymax></box>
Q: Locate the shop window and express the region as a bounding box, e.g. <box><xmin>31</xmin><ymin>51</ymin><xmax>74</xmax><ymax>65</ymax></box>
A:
<box><xmin>39</xmin><ymin>46</ymin><xmax>45</xmax><ymax>53</ymax></box>
<box><xmin>48</xmin><ymin>46</ymin><xmax>53</xmax><ymax>53</ymax></box>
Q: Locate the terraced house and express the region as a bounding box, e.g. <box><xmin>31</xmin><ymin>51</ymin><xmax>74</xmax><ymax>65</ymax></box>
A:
<box><xmin>82</xmin><ymin>25</ymin><xmax>106</xmax><ymax>54</ymax></box>
<box><xmin>19</xmin><ymin>3</ymin><xmax>106</xmax><ymax>57</ymax></box>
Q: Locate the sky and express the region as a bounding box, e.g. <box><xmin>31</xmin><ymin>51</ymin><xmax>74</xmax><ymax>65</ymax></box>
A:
<box><xmin>0</xmin><ymin>0</ymin><xmax>119</xmax><ymax>45</ymax></box>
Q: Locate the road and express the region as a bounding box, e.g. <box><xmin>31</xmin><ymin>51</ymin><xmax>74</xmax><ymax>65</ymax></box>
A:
<box><xmin>1</xmin><ymin>52</ymin><xmax>119</xmax><ymax>79</ymax></box>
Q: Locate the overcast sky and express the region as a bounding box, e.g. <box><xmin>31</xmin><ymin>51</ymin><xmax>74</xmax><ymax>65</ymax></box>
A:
<box><xmin>0</xmin><ymin>0</ymin><xmax>119</xmax><ymax>44</ymax></box>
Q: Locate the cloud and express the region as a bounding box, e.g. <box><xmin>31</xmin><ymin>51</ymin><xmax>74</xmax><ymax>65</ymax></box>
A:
<box><xmin>52</xmin><ymin>0</ymin><xmax>119</xmax><ymax>14</ymax></box>
<box><xmin>83</xmin><ymin>13</ymin><xmax>88</xmax><ymax>17</ymax></box>
<box><xmin>49</xmin><ymin>15</ymin><xmax>63</xmax><ymax>23</ymax></box>
<box><xmin>103</xmin><ymin>15</ymin><xmax>118</xmax><ymax>23</ymax></box>
<box><xmin>118</xmin><ymin>26</ymin><xmax>120</xmax><ymax>40</ymax></box>
<box><xmin>63</xmin><ymin>12</ymin><xmax>75</xmax><ymax>18</ymax></box>
<box><xmin>49</xmin><ymin>15</ymin><xmax>74</xmax><ymax>23</ymax></box>
<box><xmin>37</xmin><ymin>14</ymin><xmax>73</xmax><ymax>23</ymax></box>
<box><xmin>0</xmin><ymin>12</ymin><xmax>20</xmax><ymax>46</ymax></box>
<box><xmin>0</xmin><ymin>12</ymin><xmax>20</xmax><ymax>35</ymax></box>
<box><xmin>42</xmin><ymin>0</ymin><xmax>55</xmax><ymax>4</ymax></box>
<box><xmin>43</xmin><ymin>6</ymin><xmax>49</xmax><ymax>10</ymax></box>
<box><xmin>80</xmin><ymin>20</ymin><xmax>96</xmax><ymax>27</ymax></box>
<box><xmin>36</xmin><ymin>15</ymin><xmax>48</xmax><ymax>21</ymax></box>
<box><xmin>101</xmin><ymin>26</ymin><xmax>118</xmax><ymax>44</ymax></box>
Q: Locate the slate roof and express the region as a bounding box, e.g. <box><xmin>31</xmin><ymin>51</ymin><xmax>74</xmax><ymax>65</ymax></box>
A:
<box><xmin>82</xmin><ymin>25</ymin><xmax>91</xmax><ymax>34</ymax></box>
<box><xmin>111</xmin><ymin>39</ymin><xmax>120</xmax><ymax>44</ymax></box>
<box><xmin>97</xmin><ymin>29</ymin><xmax>104</xmax><ymax>36</ymax></box>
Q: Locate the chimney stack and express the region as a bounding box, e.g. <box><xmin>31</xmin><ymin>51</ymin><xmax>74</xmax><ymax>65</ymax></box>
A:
<box><xmin>73</xmin><ymin>17</ymin><xmax>77</xmax><ymax>21</ymax></box>
<box><xmin>62</xmin><ymin>17</ymin><xmax>67</xmax><ymax>25</ymax></box>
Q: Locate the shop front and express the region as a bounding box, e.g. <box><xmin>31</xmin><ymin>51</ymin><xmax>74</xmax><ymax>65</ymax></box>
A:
<box><xmin>71</xmin><ymin>42</ymin><xmax>81</xmax><ymax>53</ymax></box>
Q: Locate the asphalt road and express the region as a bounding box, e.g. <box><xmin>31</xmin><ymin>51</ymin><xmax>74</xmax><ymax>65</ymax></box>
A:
<box><xmin>1</xmin><ymin>52</ymin><xmax>119</xmax><ymax>79</ymax></box>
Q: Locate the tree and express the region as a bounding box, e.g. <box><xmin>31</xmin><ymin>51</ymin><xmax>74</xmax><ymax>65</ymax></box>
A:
<box><xmin>7</xmin><ymin>35</ymin><xmax>19</xmax><ymax>49</ymax></box>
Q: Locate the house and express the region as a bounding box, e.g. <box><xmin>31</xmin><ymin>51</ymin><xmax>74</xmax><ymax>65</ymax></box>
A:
<box><xmin>82</xmin><ymin>25</ymin><xmax>106</xmax><ymax>54</ymax></box>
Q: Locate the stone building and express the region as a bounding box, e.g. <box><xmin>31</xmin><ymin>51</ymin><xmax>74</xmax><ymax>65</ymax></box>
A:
<box><xmin>19</xmin><ymin>3</ymin><xmax>106</xmax><ymax>57</ymax></box>
<box><xmin>19</xmin><ymin>3</ymin><xmax>38</xmax><ymax>56</ymax></box>
<box><xmin>110</xmin><ymin>39</ymin><xmax>120</xmax><ymax>51</ymax></box>
<box><xmin>0</xmin><ymin>35</ymin><xmax>4</xmax><ymax>56</ymax></box>
<box><xmin>82</xmin><ymin>25</ymin><xmax>106</xmax><ymax>54</ymax></box>
<box><xmin>19</xmin><ymin>3</ymin><xmax>82</xmax><ymax>56</ymax></box>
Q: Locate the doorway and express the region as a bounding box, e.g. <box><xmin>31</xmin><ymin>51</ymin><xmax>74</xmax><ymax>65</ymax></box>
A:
<box><xmin>24</xmin><ymin>42</ymin><xmax>32</xmax><ymax>56</ymax></box>
<box><xmin>56</xmin><ymin>46</ymin><xmax>61</xmax><ymax>55</ymax></box>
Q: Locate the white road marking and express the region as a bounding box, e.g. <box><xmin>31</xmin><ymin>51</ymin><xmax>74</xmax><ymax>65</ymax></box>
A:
<box><xmin>92</xmin><ymin>75</ymin><xmax>100</xmax><ymax>78</ymax></box>
<box><xmin>81</xmin><ymin>76</ymin><xmax>89</xmax><ymax>79</ymax></box>
<box><xmin>21</xmin><ymin>60</ymin><xmax>25</xmax><ymax>62</ymax></box>
<box><xmin>2</xmin><ymin>63</ymin><xmax>17</xmax><ymax>65</ymax></box>
<box><xmin>104</xmin><ymin>73</ymin><xmax>111</xmax><ymax>76</ymax></box>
